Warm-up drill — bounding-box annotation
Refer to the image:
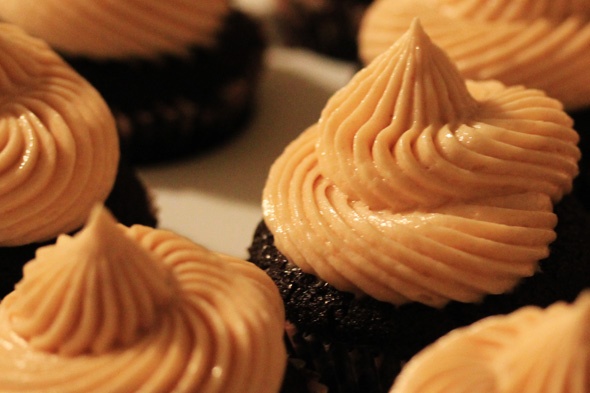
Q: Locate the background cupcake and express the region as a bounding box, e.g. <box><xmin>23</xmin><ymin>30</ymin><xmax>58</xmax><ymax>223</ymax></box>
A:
<box><xmin>274</xmin><ymin>0</ymin><xmax>374</xmax><ymax>60</ymax></box>
<box><xmin>389</xmin><ymin>292</ymin><xmax>590</xmax><ymax>392</ymax></box>
<box><xmin>0</xmin><ymin>0</ymin><xmax>267</xmax><ymax>165</ymax></box>
<box><xmin>358</xmin><ymin>0</ymin><xmax>590</xmax><ymax>208</ymax></box>
<box><xmin>250</xmin><ymin>20</ymin><xmax>588</xmax><ymax>392</ymax></box>
<box><xmin>0</xmin><ymin>205</ymin><xmax>287</xmax><ymax>392</ymax></box>
<box><xmin>0</xmin><ymin>23</ymin><xmax>157</xmax><ymax>298</ymax></box>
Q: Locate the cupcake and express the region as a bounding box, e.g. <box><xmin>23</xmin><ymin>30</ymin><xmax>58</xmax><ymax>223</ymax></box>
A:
<box><xmin>0</xmin><ymin>205</ymin><xmax>286</xmax><ymax>392</ymax></box>
<box><xmin>0</xmin><ymin>23</ymin><xmax>157</xmax><ymax>298</ymax></box>
<box><xmin>0</xmin><ymin>0</ymin><xmax>267</xmax><ymax>165</ymax></box>
<box><xmin>249</xmin><ymin>19</ymin><xmax>588</xmax><ymax>392</ymax></box>
<box><xmin>275</xmin><ymin>0</ymin><xmax>373</xmax><ymax>60</ymax></box>
<box><xmin>389</xmin><ymin>291</ymin><xmax>590</xmax><ymax>392</ymax></box>
<box><xmin>358</xmin><ymin>0</ymin><xmax>590</xmax><ymax>207</ymax></box>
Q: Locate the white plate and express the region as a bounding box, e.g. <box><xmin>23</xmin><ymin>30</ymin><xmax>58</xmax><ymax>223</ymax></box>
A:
<box><xmin>139</xmin><ymin>43</ymin><xmax>356</xmax><ymax>259</ymax></box>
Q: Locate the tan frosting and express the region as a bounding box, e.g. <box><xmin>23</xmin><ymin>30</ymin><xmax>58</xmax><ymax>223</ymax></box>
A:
<box><xmin>262</xmin><ymin>20</ymin><xmax>580</xmax><ymax>308</ymax></box>
<box><xmin>389</xmin><ymin>292</ymin><xmax>590</xmax><ymax>393</ymax></box>
<box><xmin>0</xmin><ymin>0</ymin><xmax>231</xmax><ymax>59</ymax></box>
<box><xmin>0</xmin><ymin>206</ymin><xmax>286</xmax><ymax>393</ymax></box>
<box><xmin>359</xmin><ymin>0</ymin><xmax>590</xmax><ymax>110</ymax></box>
<box><xmin>0</xmin><ymin>23</ymin><xmax>119</xmax><ymax>246</ymax></box>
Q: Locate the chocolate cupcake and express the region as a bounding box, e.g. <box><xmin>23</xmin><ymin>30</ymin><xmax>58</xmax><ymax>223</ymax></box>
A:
<box><xmin>0</xmin><ymin>205</ymin><xmax>287</xmax><ymax>392</ymax></box>
<box><xmin>0</xmin><ymin>23</ymin><xmax>157</xmax><ymax>298</ymax></box>
<box><xmin>389</xmin><ymin>292</ymin><xmax>590</xmax><ymax>392</ymax></box>
<box><xmin>275</xmin><ymin>0</ymin><xmax>373</xmax><ymax>60</ymax></box>
<box><xmin>358</xmin><ymin>0</ymin><xmax>590</xmax><ymax>208</ymax></box>
<box><xmin>0</xmin><ymin>1</ymin><xmax>267</xmax><ymax>165</ymax></box>
<box><xmin>249</xmin><ymin>20</ymin><xmax>589</xmax><ymax>392</ymax></box>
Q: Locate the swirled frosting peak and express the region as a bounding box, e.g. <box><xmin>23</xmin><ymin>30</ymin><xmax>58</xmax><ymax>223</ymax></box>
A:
<box><xmin>4</xmin><ymin>206</ymin><xmax>176</xmax><ymax>356</ymax></box>
<box><xmin>0</xmin><ymin>205</ymin><xmax>286</xmax><ymax>392</ymax></box>
<box><xmin>389</xmin><ymin>292</ymin><xmax>590</xmax><ymax>393</ymax></box>
<box><xmin>0</xmin><ymin>23</ymin><xmax>119</xmax><ymax>246</ymax></box>
<box><xmin>317</xmin><ymin>19</ymin><xmax>478</xmax><ymax>210</ymax></box>
<box><xmin>263</xmin><ymin>21</ymin><xmax>580</xmax><ymax>307</ymax></box>
<box><xmin>359</xmin><ymin>0</ymin><xmax>590</xmax><ymax>110</ymax></box>
<box><xmin>0</xmin><ymin>0</ymin><xmax>231</xmax><ymax>59</ymax></box>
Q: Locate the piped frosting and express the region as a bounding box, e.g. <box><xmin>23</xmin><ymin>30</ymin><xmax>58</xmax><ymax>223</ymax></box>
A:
<box><xmin>0</xmin><ymin>206</ymin><xmax>287</xmax><ymax>392</ymax></box>
<box><xmin>0</xmin><ymin>0</ymin><xmax>231</xmax><ymax>59</ymax></box>
<box><xmin>0</xmin><ymin>23</ymin><xmax>118</xmax><ymax>246</ymax></box>
<box><xmin>389</xmin><ymin>292</ymin><xmax>590</xmax><ymax>393</ymax></box>
<box><xmin>262</xmin><ymin>20</ymin><xmax>580</xmax><ymax>307</ymax></box>
<box><xmin>359</xmin><ymin>0</ymin><xmax>590</xmax><ymax>110</ymax></box>
<box><xmin>5</xmin><ymin>207</ymin><xmax>175</xmax><ymax>356</ymax></box>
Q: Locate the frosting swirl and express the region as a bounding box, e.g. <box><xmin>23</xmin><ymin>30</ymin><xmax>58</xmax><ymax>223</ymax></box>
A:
<box><xmin>358</xmin><ymin>0</ymin><xmax>590</xmax><ymax>110</ymax></box>
<box><xmin>262</xmin><ymin>20</ymin><xmax>580</xmax><ymax>308</ymax></box>
<box><xmin>0</xmin><ymin>23</ymin><xmax>118</xmax><ymax>246</ymax></box>
<box><xmin>0</xmin><ymin>206</ymin><xmax>286</xmax><ymax>392</ymax></box>
<box><xmin>0</xmin><ymin>0</ymin><xmax>231</xmax><ymax>59</ymax></box>
<box><xmin>389</xmin><ymin>292</ymin><xmax>590</xmax><ymax>393</ymax></box>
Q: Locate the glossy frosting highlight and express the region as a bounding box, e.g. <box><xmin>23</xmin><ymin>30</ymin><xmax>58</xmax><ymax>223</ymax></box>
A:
<box><xmin>0</xmin><ymin>23</ymin><xmax>119</xmax><ymax>246</ymax></box>
<box><xmin>0</xmin><ymin>206</ymin><xmax>287</xmax><ymax>393</ymax></box>
<box><xmin>262</xmin><ymin>20</ymin><xmax>580</xmax><ymax>307</ymax></box>
<box><xmin>359</xmin><ymin>0</ymin><xmax>590</xmax><ymax>110</ymax></box>
<box><xmin>389</xmin><ymin>292</ymin><xmax>590</xmax><ymax>393</ymax></box>
<box><xmin>0</xmin><ymin>0</ymin><xmax>231</xmax><ymax>59</ymax></box>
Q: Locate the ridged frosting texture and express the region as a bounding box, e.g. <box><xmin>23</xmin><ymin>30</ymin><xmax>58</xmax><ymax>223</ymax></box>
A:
<box><xmin>359</xmin><ymin>0</ymin><xmax>590</xmax><ymax>110</ymax></box>
<box><xmin>389</xmin><ymin>292</ymin><xmax>590</xmax><ymax>393</ymax></box>
<box><xmin>0</xmin><ymin>0</ymin><xmax>231</xmax><ymax>59</ymax></box>
<box><xmin>0</xmin><ymin>23</ymin><xmax>118</xmax><ymax>246</ymax></box>
<box><xmin>262</xmin><ymin>20</ymin><xmax>580</xmax><ymax>308</ymax></box>
<box><xmin>0</xmin><ymin>206</ymin><xmax>287</xmax><ymax>393</ymax></box>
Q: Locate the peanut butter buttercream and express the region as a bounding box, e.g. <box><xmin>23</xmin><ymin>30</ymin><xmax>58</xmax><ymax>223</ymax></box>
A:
<box><xmin>0</xmin><ymin>23</ymin><xmax>118</xmax><ymax>246</ymax></box>
<box><xmin>389</xmin><ymin>292</ymin><xmax>590</xmax><ymax>393</ymax></box>
<box><xmin>0</xmin><ymin>0</ymin><xmax>231</xmax><ymax>59</ymax></box>
<box><xmin>0</xmin><ymin>206</ymin><xmax>286</xmax><ymax>393</ymax></box>
<box><xmin>262</xmin><ymin>20</ymin><xmax>580</xmax><ymax>308</ymax></box>
<box><xmin>359</xmin><ymin>0</ymin><xmax>590</xmax><ymax>110</ymax></box>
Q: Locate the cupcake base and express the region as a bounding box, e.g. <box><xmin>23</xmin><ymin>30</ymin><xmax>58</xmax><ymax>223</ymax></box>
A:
<box><xmin>0</xmin><ymin>159</ymin><xmax>158</xmax><ymax>299</ymax></box>
<box><xmin>249</xmin><ymin>194</ymin><xmax>590</xmax><ymax>392</ymax></box>
<box><xmin>286</xmin><ymin>330</ymin><xmax>402</xmax><ymax>393</ymax></box>
<box><xmin>63</xmin><ymin>11</ymin><xmax>267</xmax><ymax>165</ymax></box>
<box><xmin>275</xmin><ymin>0</ymin><xmax>373</xmax><ymax>60</ymax></box>
<box><xmin>280</xmin><ymin>346</ymin><xmax>328</xmax><ymax>393</ymax></box>
<box><xmin>105</xmin><ymin>158</ymin><xmax>158</xmax><ymax>229</ymax></box>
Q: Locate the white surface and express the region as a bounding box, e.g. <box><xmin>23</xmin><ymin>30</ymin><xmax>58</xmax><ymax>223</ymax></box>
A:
<box><xmin>233</xmin><ymin>0</ymin><xmax>276</xmax><ymax>16</ymax></box>
<box><xmin>139</xmin><ymin>45</ymin><xmax>356</xmax><ymax>259</ymax></box>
